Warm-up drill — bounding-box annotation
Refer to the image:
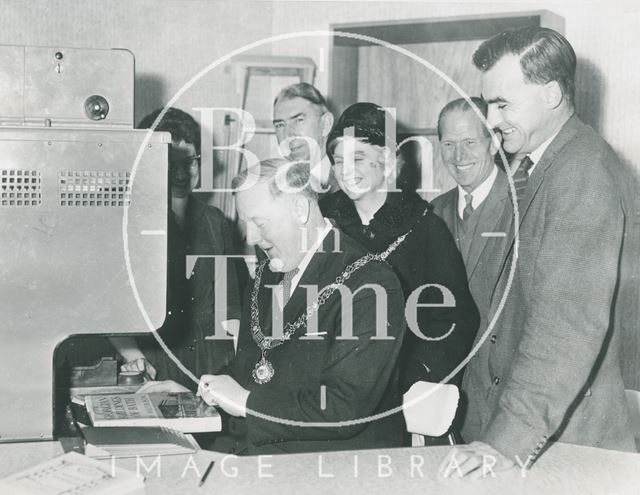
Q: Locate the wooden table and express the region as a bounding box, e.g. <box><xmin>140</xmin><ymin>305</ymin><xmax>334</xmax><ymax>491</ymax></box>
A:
<box><xmin>1</xmin><ymin>441</ymin><xmax>638</xmax><ymax>494</ymax></box>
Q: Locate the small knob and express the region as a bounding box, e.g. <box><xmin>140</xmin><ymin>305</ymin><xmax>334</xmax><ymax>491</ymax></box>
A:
<box><xmin>83</xmin><ymin>95</ymin><xmax>109</xmax><ymax>121</ymax></box>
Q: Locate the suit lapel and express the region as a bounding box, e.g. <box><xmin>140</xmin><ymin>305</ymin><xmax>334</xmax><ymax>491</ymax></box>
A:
<box><xmin>438</xmin><ymin>189</ymin><xmax>462</xmax><ymax>253</ymax></box>
<box><xmin>466</xmin><ymin>171</ymin><xmax>509</xmax><ymax>282</ymax></box>
<box><xmin>444</xmin><ymin>189</ymin><xmax>460</xmax><ymax>240</ymax></box>
<box><xmin>257</xmin><ymin>263</ymin><xmax>281</xmax><ymax>337</ymax></box>
<box><xmin>493</xmin><ymin>115</ymin><xmax>583</xmax><ymax>292</ymax></box>
<box><xmin>281</xmin><ymin>227</ymin><xmax>338</xmax><ymax>334</ymax></box>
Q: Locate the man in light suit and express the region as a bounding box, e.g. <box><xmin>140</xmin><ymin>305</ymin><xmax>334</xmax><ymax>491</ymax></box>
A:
<box><xmin>440</xmin><ymin>26</ymin><xmax>635</xmax><ymax>477</ymax></box>
<box><xmin>198</xmin><ymin>159</ymin><xmax>406</xmax><ymax>454</ymax></box>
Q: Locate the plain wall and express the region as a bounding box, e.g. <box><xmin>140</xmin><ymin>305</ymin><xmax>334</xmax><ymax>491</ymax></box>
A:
<box><xmin>270</xmin><ymin>0</ymin><xmax>640</xmax><ymax>178</ymax></box>
<box><xmin>0</xmin><ymin>0</ymin><xmax>275</xmax><ymax>146</ymax></box>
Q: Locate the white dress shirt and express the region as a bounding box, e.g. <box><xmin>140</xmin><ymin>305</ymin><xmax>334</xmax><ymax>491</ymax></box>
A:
<box><xmin>457</xmin><ymin>165</ymin><xmax>499</xmax><ymax>220</ymax></box>
<box><xmin>515</xmin><ymin>128</ymin><xmax>561</xmax><ymax>177</ymax></box>
<box><xmin>273</xmin><ymin>218</ymin><xmax>333</xmax><ymax>309</ymax></box>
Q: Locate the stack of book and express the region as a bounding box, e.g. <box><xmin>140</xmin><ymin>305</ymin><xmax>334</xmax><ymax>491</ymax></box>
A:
<box><xmin>83</xmin><ymin>391</ymin><xmax>221</xmax><ymax>433</ymax></box>
<box><xmin>82</xmin><ymin>425</ymin><xmax>200</xmax><ymax>458</ymax></box>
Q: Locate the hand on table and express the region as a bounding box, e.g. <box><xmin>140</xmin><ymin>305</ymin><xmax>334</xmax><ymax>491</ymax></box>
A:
<box><xmin>438</xmin><ymin>441</ymin><xmax>515</xmax><ymax>479</ymax></box>
<box><xmin>197</xmin><ymin>374</ymin><xmax>249</xmax><ymax>417</ymax></box>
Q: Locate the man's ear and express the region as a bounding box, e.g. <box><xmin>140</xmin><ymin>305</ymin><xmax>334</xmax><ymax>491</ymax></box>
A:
<box><xmin>489</xmin><ymin>132</ymin><xmax>501</xmax><ymax>156</ymax></box>
<box><xmin>543</xmin><ymin>80</ymin><xmax>563</xmax><ymax>109</ymax></box>
<box><xmin>320</xmin><ymin>111</ymin><xmax>334</xmax><ymax>138</ymax></box>
<box><xmin>291</xmin><ymin>194</ymin><xmax>310</xmax><ymax>225</ymax></box>
<box><xmin>191</xmin><ymin>162</ymin><xmax>202</xmax><ymax>191</ymax></box>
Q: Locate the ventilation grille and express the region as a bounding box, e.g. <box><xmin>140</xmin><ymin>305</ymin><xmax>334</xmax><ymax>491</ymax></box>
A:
<box><xmin>1</xmin><ymin>170</ymin><xmax>42</xmax><ymax>206</ymax></box>
<box><xmin>59</xmin><ymin>170</ymin><xmax>131</xmax><ymax>207</ymax></box>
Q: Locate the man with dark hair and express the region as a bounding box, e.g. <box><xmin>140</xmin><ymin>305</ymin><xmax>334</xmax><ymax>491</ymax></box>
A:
<box><xmin>440</xmin><ymin>27</ymin><xmax>635</xmax><ymax>477</ymax></box>
<box><xmin>273</xmin><ymin>82</ymin><xmax>338</xmax><ymax>193</ymax></box>
<box><xmin>138</xmin><ymin>107</ymin><xmax>202</xmax><ymax>159</ymax></box>
<box><xmin>112</xmin><ymin>107</ymin><xmax>242</xmax><ymax>390</ymax></box>
<box><xmin>198</xmin><ymin>158</ymin><xmax>406</xmax><ymax>454</ymax></box>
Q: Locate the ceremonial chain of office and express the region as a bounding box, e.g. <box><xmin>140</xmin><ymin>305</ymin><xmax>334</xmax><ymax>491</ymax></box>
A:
<box><xmin>250</xmin><ymin>212</ymin><xmax>427</xmax><ymax>384</ymax></box>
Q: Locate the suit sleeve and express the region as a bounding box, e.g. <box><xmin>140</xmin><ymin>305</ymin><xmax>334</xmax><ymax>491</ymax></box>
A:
<box><xmin>216</xmin><ymin>216</ymin><xmax>243</xmax><ymax>322</ymax></box>
<box><xmin>402</xmin><ymin>212</ymin><xmax>479</xmax><ymax>390</ymax></box>
<box><xmin>244</xmin><ymin>264</ymin><xmax>406</xmax><ymax>445</ymax></box>
<box><xmin>482</xmin><ymin>149</ymin><xmax>624</xmax><ymax>463</ymax></box>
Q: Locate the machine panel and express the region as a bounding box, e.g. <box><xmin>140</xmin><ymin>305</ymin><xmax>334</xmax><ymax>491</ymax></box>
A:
<box><xmin>0</xmin><ymin>127</ymin><xmax>170</xmax><ymax>441</ymax></box>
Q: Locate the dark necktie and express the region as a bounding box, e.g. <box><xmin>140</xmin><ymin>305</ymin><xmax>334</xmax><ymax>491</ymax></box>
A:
<box><xmin>281</xmin><ymin>268</ymin><xmax>299</xmax><ymax>307</ymax></box>
<box><xmin>462</xmin><ymin>193</ymin><xmax>474</xmax><ymax>221</ymax></box>
<box><xmin>513</xmin><ymin>156</ymin><xmax>534</xmax><ymax>204</ymax></box>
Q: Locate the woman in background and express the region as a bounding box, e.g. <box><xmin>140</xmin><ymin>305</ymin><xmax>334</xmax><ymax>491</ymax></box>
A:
<box><xmin>321</xmin><ymin>102</ymin><xmax>479</xmax><ymax>399</ymax></box>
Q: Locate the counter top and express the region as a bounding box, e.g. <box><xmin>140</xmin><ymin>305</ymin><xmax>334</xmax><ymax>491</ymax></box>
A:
<box><xmin>1</xmin><ymin>440</ymin><xmax>638</xmax><ymax>494</ymax></box>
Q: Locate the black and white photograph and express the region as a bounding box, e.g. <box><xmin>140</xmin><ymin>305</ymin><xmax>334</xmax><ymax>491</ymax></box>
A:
<box><xmin>0</xmin><ymin>0</ymin><xmax>639</xmax><ymax>493</ymax></box>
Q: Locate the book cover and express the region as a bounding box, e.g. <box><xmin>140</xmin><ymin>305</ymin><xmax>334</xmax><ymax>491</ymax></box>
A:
<box><xmin>81</xmin><ymin>426</ymin><xmax>199</xmax><ymax>458</ymax></box>
<box><xmin>85</xmin><ymin>392</ymin><xmax>221</xmax><ymax>433</ymax></box>
<box><xmin>0</xmin><ymin>451</ymin><xmax>144</xmax><ymax>495</ymax></box>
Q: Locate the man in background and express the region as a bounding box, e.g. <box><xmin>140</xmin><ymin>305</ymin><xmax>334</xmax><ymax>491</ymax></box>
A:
<box><xmin>112</xmin><ymin>107</ymin><xmax>242</xmax><ymax>390</ymax></box>
<box><xmin>273</xmin><ymin>82</ymin><xmax>338</xmax><ymax>194</ymax></box>
<box><xmin>432</xmin><ymin>96</ymin><xmax>509</xmax><ymax>318</ymax></box>
<box><xmin>440</xmin><ymin>26</ymin><xmax>635</xmax><ymax>477</ymax></box>
<box><xmin>432</xmin><ymin>97</ymin><xmax>510</xmax><ymax>441</ymax></box>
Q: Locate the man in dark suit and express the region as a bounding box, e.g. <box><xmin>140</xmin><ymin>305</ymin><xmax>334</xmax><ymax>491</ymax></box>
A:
<box><xmin>432</xmin><ymin>96</ymin><xmax>509</xmax><ymax>334</ymax></box>
<box><xmin>273</xmin><ymin>82</ymin><xmax>338</xmax><ymax>194</ymax></box>
<box><xmin>440</xmin><ymin>26</ymin><xmax>635</xmax><ymax>477</ymax></box>
<box><xmin>198</xmin><ymin>158</ymin><xmax>406</xmax><ymax>454</ymax></box>
<box><xmin>432</xmin><ymin>97</ymin><xmax>510</xmax><ymax>441</ymax></box>
<box><xmin>111</xmin><ymin>108</ymin><xmax>242</xmax><ymax>389</ymax></box>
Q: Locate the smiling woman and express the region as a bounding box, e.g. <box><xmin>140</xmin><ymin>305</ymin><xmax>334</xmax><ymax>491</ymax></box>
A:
<box><xmin>321</xmin><ymin>104</ymin><xmax>480</xmax><ymax>437</ymax></box>
<box><xmin>331</xmin><ymin>138</ymin><xmax>389</xmax><ymax>208</ymax></box>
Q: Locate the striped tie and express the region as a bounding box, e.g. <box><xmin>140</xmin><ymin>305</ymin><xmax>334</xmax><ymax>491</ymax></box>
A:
<box><xmin>513</xmin><ymin>156</ymin><xmax>534</xmax><ymax>204</ymax></box>
<box><xmin>462</xmin><ymin>193</ymin><xmax>474</xmax><ymax>221</ymax></box>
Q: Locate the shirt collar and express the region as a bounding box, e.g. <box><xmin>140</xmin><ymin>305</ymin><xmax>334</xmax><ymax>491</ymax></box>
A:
<box><xmin>525</xmin><ymin>128</ymin><xmax>561</xmax><ymax>175</ymax></box>
<box><xmin>273</xmin><ymin>218</ymin><xmax>333</xmax><ymax>308</ymax></box>
<box><xmin>291</xmin><ymin>217</ymin><xmax>332</xmax><ymax>289</ymax></box>
<box><xmin>457</xmin><ymin>164</ymin><xmax>498</xmax><ymax>219</ymax></box>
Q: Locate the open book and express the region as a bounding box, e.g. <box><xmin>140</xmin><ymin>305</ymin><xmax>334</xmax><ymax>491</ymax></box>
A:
<box><xmin>85</xmin><ymin>392</ymin><xmax>221</xmax><ymax>433</ymax></box>
<box><xmin>0</xmin><ymin>451</ymin><xmax>143</xmax><ymax>495</ymax></box>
